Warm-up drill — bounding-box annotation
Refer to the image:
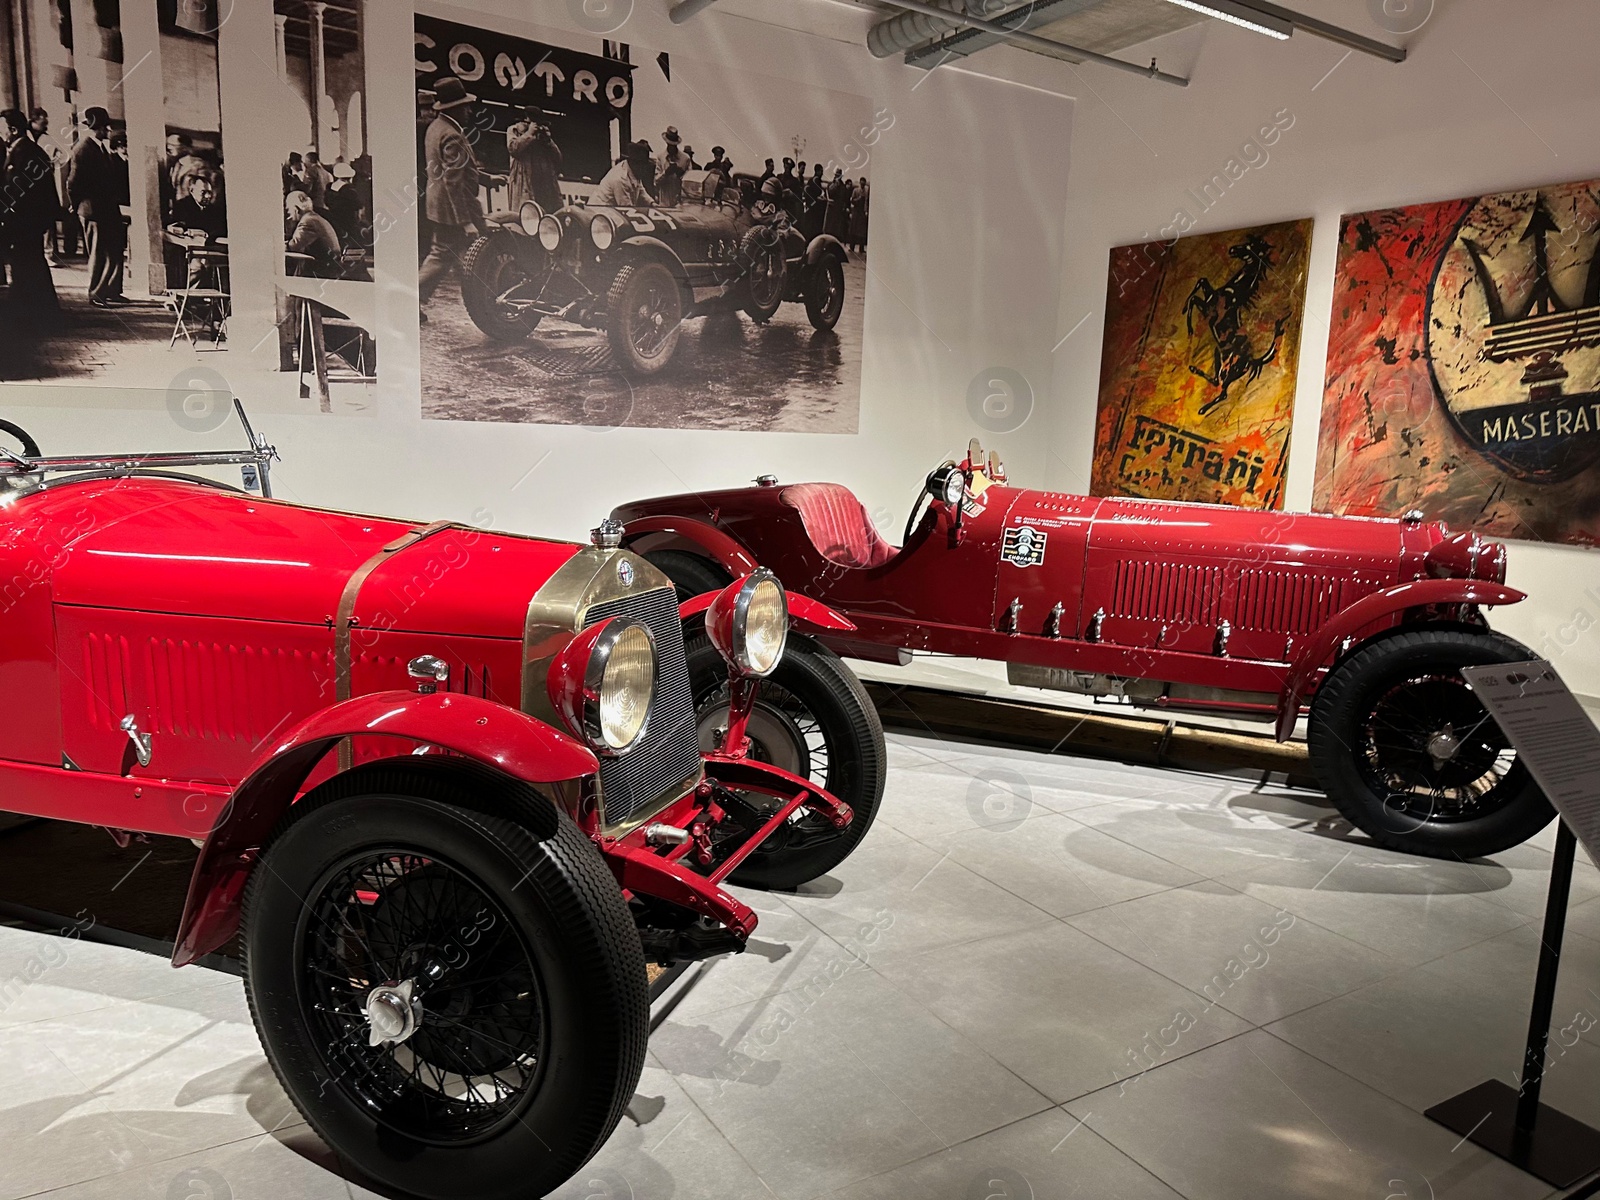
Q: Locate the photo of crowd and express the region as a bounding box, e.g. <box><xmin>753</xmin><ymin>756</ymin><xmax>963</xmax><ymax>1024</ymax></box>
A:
<box><xmin>275</xmin><ymin>0</ymin><xmax>373</xmax><ymax>282</ymax></box>
<box><xmin>414</xmin><ymin>12</ymin><xmax>874</xmax><ymax>433</ymax></box>
<box><xmin>1</xmin><ymin>0</ymin><xmax>230</xmax><ymax>380</ymax></box>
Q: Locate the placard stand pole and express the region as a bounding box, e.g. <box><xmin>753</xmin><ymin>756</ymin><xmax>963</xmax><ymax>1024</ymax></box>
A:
<box><xmin>1425</xmin><ymin>821</ymin><xmax>1600</xmax><ymax>1189</ymax></box>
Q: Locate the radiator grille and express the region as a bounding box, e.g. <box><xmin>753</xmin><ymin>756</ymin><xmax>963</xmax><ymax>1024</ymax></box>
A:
<box><xmin>1111</xmin><ymin>560</ymin><xmax>1222</xmax><ymax>626</ymax></box>
<box><xmin>583</xmin><ymin>586</ymin><xmax>702</xmax><ymax>827</ymax></box>
<box><xmin>1233</xmin><ymin>571</ymin><xmax>1345</xmax><ymax>634</ymax></box>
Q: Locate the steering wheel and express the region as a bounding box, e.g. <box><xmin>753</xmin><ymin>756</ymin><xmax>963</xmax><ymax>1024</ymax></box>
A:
<box><xmin>0</xmin><ymin>419</ymin><xmax>41</xmax><ymax>460</ymax></box>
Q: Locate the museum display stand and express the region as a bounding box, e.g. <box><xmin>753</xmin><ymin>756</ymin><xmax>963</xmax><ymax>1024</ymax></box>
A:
<box><xmin>1425</xmin><ymin>819</ymin><xmax>1600</xmax><ymax>1192</ymax></box>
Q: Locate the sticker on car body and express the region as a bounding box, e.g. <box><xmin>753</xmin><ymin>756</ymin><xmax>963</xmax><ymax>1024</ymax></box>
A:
<box><xmin>1001</xmin><ymin>525</ymin><xmax>1046</xmax><ymax>568</ymax></box>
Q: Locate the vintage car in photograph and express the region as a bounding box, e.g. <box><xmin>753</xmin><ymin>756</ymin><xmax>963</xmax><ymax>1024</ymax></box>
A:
<box><xmin>0</xmin><ymin>407</ymin><xmax>883</xmax><ymax>1200</ymax></box>
<box><xmin>613</xmin><ymin>438</ymin><xmax>1552</xmax><ymax>861</ymax></box>
<box><xmin>458</xmin><ymin>169</ymin><xmax>850</xmax><ymax>375</ymax></box>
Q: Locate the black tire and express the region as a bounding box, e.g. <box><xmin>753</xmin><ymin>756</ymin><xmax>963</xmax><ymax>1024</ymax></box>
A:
<box><xmin>739</xmin><ymin>229</ymin><xmax>786</xmax><ymax>324</ymax></box>
<box><xmin>606</xmin><ymin>261</ymin><xmax>682</xmax><ymax>375</ymax></box>
<box><xmin>242</xmin><ymin>764</ymin><xmax>648</xmax><ymax>1200</ymax></box>
<box><xmin>460</xmin><ymin>233</ymin><xmax>544</xmax><ymax>340</ymax></box>
<box><xmin>645</xmin><ymin>549</ymin><xmax>732</xmax><ymax>603</ymax></box>
<box><xmin>685</xmin><ymin>632</ymin><xmax>885</xmax><ymax>889</ymax></box>
<box><xmin>803</xmin><ymin>253</ymin><xmax>846</xmax><ymax>331</ymax></box>
<box><xmin>1308</xmin><ymin>627</ymin><xmax>1555</xmax><ymax>858</ymax></box>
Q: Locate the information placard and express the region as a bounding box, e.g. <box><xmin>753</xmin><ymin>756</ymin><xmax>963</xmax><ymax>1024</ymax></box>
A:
<box><xmin>1460</xmin><ymin>660</ymin><xmax>1600</xmax><ymax>869</ymax></box>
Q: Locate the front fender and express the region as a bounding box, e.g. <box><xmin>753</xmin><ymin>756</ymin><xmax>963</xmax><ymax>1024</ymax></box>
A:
<box><xmin>805</xmin><ymin>233</ymin><xmax>846</xmax><ymax>265</ymax></box>
<box><xmin>1274</xmin><ymin>579</ymin><xmax>1526</xmax><ymax>741</ymax></box>
<box><xmin>611</xmin><ymin>235</ymin><xmax>689</xmax><ymax>284</ymax></box>
<box><xmin>173</xmin><ymin>692</ymin><xmax>598</xmax><ymax>967</ymax></box>
<box><xmin>621</xmin><ymin>514</ymin><xmax>760</xmax><ymax>578</ymax></box>
<box><xmin>678</xmin><ymin>586</ymin><xmax>855</xmax><ymax>635</ymax></box>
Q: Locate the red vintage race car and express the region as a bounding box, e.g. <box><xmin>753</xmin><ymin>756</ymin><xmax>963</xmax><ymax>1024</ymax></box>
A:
<box><xmin>613</xmin><ymin>437</ymin><xmax>1552</xmax><ymax>860</ymax></box>
<box><xmin>0</xmin><ymin>407</ymin><xmax>883</xmax><ymax>1200</ymax></box>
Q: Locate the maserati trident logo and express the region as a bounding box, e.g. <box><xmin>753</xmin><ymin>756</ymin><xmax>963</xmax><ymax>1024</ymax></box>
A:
<box><xmin>1429</xmin><ymin>183</ymin><xmax>1600</xmax><ymax>482</ymax></box>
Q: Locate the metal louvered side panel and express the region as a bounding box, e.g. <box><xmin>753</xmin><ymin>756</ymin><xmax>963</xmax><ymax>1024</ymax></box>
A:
<box><xmin>81</xmin><ymin>631</ymin><xmax>132</xmax><ymax>731</ymax></box>
<box><xmin>143</xmin><ymin>638</ymin><xmax>331</xmax><ymax>744</ymax></box>
<box><xmin>1111</xmin><ymin>561</ymin><xmax>1221</xmax><ymax>626</ymax></box>
<box><xmin>583</xmin><ymin>586</ymin><xmax>703</xmax><ymax>828</ymax></box>
<box><xmin>1233</xmin><ymin>572</ymin><xmax>1346</xmax><ymax>634</ymax></box>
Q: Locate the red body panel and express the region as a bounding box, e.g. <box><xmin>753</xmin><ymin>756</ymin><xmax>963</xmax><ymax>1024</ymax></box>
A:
<box><xmin>612</xmin><ymin>475</ymin><xmax>1518</xmax><ymax>734</ymax></box>
<box><xmin>0</xmin><ymin>473</ymin><xmax>856</xmax><ymax>974</ymax></box>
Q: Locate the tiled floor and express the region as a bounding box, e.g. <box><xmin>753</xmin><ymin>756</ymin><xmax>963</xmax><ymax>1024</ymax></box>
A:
<box><xmin>2</xmin><ymin>731</ymin><xmax>1597</xmax><ymax>1199</ymax></box>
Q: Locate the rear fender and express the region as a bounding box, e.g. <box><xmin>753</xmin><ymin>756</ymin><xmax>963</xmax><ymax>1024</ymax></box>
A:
<box><xmin>621</xmin><ymin>515</ymin><xmax>760</xmax><ymax>578</ymax></box>
<box><xmin>678</xmin><ymin>586</ymin><xmax>855</xmax><ymax>635</ymax></box>
<box><xmin>1274</xmin><ymin>579</ymin><xmax>1526</xmax><ymax>740</ymax></box>
<box><xmin>173</xmin><ymin>691</ymin><xmax>598</xmax><ymax>967</ymax></box>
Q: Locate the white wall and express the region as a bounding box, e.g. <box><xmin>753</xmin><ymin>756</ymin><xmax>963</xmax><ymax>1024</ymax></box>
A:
<box><xmin>1</xmin><ymin>0</ymin><xmax>1074</xmax><ymax>567</ymax></box>
<box><xmin>1047</xmin><ymin>0</ymin><xmax>1600</xmax><ymax>698</ymax></box>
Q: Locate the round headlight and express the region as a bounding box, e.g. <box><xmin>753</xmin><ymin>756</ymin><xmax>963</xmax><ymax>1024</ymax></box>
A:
<box><xmin>519</xmin><ymin>200</ymin><xmax>544</xmax><ymax>236</ymax></box>
<box><xmin>706</xmin><ymin>569</ymin><xmax>789</xmax><ymax>679</ymax></box>
<box><xmin>546</xmin><ymin>617</ymin><xmax>657</xmax><ymax>755</ymax></box>
<box><xmin>538</xmin><ymin>214</ymin><xmax>562</xmax><ymax>252</ymax></box>
<box><xmin>927</xmin><ymin>464</ymin><xmax>964</xmax><ymax>506</ymax></box>
<box><xmin>590</xmin><ymin>214</ymin><xmax>615</xmax><ymax>251</ymax></box>
<box><xmin>597</xmin><ymin>622</ymin><xmax>654</xmax><ymax>750</ymax></box>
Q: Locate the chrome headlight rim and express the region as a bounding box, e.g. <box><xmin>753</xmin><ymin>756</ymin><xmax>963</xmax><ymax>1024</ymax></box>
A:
<box><xmin>537</xmin><ymin>214</ymin><xmax>562</xmax><ymax>252</ymax></box>
<box><xmin>585</xmin><ymin>618</ymin><xmax>656</xmax><ymax>755</ymax></box>
<box><xmin>519</xmin><ymin>200</ymin><xmax>544</xmax><ymax>236</ymax></box>
<box><xmin>708</xmin><ymin>568</ymin><xmax>788</xmax><ymax>679</ymax></box>
<box><xmin>590</xmin><ymin>213</ymin><xmax>615</xmax><ymax>251</ymax></box>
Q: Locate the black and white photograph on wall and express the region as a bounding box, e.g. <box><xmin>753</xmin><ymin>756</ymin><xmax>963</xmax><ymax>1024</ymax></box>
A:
<box><xmin>274</xmin><ymin>0</ymin><xmax>373</xmax><ymax>282</ymax></box>
<box><xmin>413</xmin><ymin>9</ymin><xmax>873</xmax><ymax>433</ymax></box>
<box><xmin>0</xmin><ymin>0</ymin><xmax>234</xmax><ymax>382</ymax></box>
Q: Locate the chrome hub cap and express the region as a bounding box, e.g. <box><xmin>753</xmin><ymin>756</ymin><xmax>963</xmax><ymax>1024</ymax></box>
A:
<box><xmin>1426</xmin><ymin>725</ymin><xmax>1461</xmax><ymax>768</ymax></box>
<box><xmin>365</xmin><ymin>979</ymin><xmax>421</xmax><ymax>1048</ymax></box>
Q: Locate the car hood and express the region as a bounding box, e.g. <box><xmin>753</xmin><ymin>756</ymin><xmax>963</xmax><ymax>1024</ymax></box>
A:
<box><xmin>26</xmin><ymin>478</ymin><xmax>582</xmax><ymax>637</ymax></box>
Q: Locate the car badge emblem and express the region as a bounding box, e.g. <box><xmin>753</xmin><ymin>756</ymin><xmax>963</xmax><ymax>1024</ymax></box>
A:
<box><xmin>1001</xmin><ymin>525</ymin><xmax>1046</xmax><ymax>568</ymax></box>
<box><xmin>1432</xmin><ymin>187</ymin><xmax>1600</xmax><ymax>483</ymax></box>
<box><xmin>617</xmin><ymin>559</ymin><xmax>635</xmax><ymax>586</ymax></box>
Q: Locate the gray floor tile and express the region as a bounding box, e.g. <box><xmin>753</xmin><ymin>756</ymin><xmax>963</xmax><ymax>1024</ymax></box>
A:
<box><xmin>829</xmin><ymin>1106</ymin><xmax>1183</xmax><ymax>1200</ymax></box>
<box><xmin>873</xmin><ymin>921</ymin><xmax>1252</xmax><ymax>1103</ymax></box>
<box><xmin>0</xmin><ymin>929</ymin><xmax>230</xmax><ymax>1029</ymax></box>
<box><xmin>18</xmin><ymin>1126</ymin><xmax>375</xmax><ymax>1200</ymax></box>
<box><xmin>1064</xmin><ymin>1030</ymin><xmax>1551</xmax><ymax>1200</ymax></box>
<box><xmin>1067</xmin><ymin>880</ymin><xmax>1398</xmax><ymax>1024</ymax></box>
<box><xmin>926</xmin><ymin>811</ymin><xmax>1206</xmax><ymax>918</ymax></box>
<box><xmin>547</xmin><ymin>1061</ymin><xmax>777</xmax><ymax>1200</ymax></box>
<box><xmin>781</xmin><ymin>826</ymin><xmax>1058</xmax><ymax>967</ymax></box>
<box><xmin>1269</xmin><ymin>922</ymin><xmax>1600</xmax><ymax>1127</ymax></box>
<box><xmin>1067</xmin><ymin>789</ymin><xmax>1369</xmax><ymax>880</ymax></box>
<box><xmin>18</xmin><ymin>997</ymin><xmax>302</xmax><ymax>1173</ymax></box>
<box><xmin>654</xmin><ymin>967</ymin><xmax>1049</xmax><ymax>1198</ymax></box>
<box><xmin>1218</xmin><ymin>846</ymin><xmax>1531</xmax><ymax>965</ymax></box>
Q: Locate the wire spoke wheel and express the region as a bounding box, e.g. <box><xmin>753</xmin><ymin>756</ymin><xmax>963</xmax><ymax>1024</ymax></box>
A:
<box><xmin>1308</xmin><ymin>628</ymin><xmax>1554</xmax><ymax>858</ymax></box>
<box><xmin>1360</xmin><ymin>673</ymin><xmax>1523</xmax><ymax>823</ymax></box>
<box><xmin>302</xmin><ymin>849</ymin><xmax>548</xmax><ymax>1145</ymax></box>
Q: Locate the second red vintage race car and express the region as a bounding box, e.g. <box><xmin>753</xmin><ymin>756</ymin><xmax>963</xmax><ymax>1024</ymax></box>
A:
<box><xmin>613</xmin><ymin>438</ymin><xmax>1553</xmax><ymax>860</ymax></box>
<box><xmin>0</xmin><ymin>407</ymin><xmax>883</xmax><ymax>1200</ymax></box>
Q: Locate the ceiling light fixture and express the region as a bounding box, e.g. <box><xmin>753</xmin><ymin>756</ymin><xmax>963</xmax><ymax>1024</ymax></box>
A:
<box><xmin>1163</xmin><ymin>0</ymin><xmax>1293</xmax><ymax>39</ymax></box>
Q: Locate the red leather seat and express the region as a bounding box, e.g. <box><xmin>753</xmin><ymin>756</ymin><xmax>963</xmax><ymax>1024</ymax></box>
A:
<box><xmin>782</xmin><ymin>483</ymin><xmax>898</xmax><ymax>570</ymax></box>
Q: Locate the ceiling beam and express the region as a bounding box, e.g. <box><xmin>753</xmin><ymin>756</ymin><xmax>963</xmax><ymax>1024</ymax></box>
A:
<box><xmin>1164</xmin><ymin>0</ymin><xmax>1406</xmax><ymax>62</ymax></box>
<box><xmin>868</xmin><ymin>0</ymin><xmax>1190</xmax><ymax>84</ymax></box>
<box><xmin>903</xmin><ymin>0</ymin><xmax>1103</xmax><ymax>67</ymax></box>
